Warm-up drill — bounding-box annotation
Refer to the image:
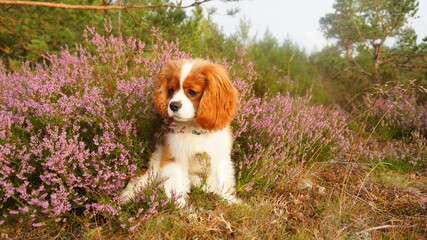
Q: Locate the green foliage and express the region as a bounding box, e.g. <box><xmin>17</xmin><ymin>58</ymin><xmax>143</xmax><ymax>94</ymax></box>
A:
<box><xmin>319</xmin><ymin>0</ymin><xmax>426</xmax><ymax>82</ymax></box>
<box><xmin>0</xmin><ymin>0</ymin><xmax>192</xmax><ymax>66</ymax></box>
<box><xmin>0</xmin><ymin>0</ymin><xmax>105</xmax><ymax>64</ymax></box>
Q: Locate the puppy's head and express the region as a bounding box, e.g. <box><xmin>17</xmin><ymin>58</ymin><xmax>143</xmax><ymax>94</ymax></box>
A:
<box><xmin>154</xmin><ymin>59</ymin><xmax>238</xmax><ymax>131</ymax></box>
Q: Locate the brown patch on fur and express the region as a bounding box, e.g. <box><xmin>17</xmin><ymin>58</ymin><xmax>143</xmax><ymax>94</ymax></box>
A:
<box><xmin>160</xmin><ymin>138</ymin><xmax>174</xmax><ymax>168</ymax></box>
<box><xmin>181</xmin><ymin>67</ymin><xmax>207</xmax><ymax>112</ymax></box>
<box><xmin>194</xmin><ymin>60</ymin><xmax>238</xmax><ymax>131</ymax></box>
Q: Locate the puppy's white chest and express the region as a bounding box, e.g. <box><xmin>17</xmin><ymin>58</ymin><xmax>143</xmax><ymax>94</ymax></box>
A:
<box><xmin>166</xmin><ymin>126</ymin><xmax>231</xmax><ymax>161</ymax></box>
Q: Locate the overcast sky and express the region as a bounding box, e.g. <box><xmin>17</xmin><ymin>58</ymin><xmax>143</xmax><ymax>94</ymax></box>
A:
<box><xmin>182</xmin><ymin>0</ymin><xmax>427</xmax><ymax>52</ymax></box>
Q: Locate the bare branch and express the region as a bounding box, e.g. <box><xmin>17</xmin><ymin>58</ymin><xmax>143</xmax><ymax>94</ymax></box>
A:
<box><xmin>335</xmin><ymin>14</ymin><xmax>373</xmax><ymax>77</ymax></box>
<box><xmin>377</xmin><ymin>57</ymin><xmax>395</xmax><ymax>66</ymax></box>
<box><xmin>374</xmin><ymin>6</ymin><xmax>390</xmax><ymax>35</ymax></box>
<box><xmin>125</xmin><ymin>8</ymin><xmax>144</xmax><ymax>28</ymax></box>
<box><xmin>349</xmin><ymin>58</ymin><xmax>374</xmax><ymax>77</ymax></box>
<box><xmin>357</xmin><ymin>224</ymin><xmax>418</xmax><ymax>235</ymax></box>
<box><xmin>396</xmin><ymin>63</ymin><xmax>427</xmax><ymax>69</ymax></box>
<box><xmin>342</xmin><ymin>40</ymin><xmax>374</xmax><ymax>77</ymax></box>
<box><xmin>0</xmin><ymin>0</ymin><xmax>212</xmax><ymax>10</ymax></box>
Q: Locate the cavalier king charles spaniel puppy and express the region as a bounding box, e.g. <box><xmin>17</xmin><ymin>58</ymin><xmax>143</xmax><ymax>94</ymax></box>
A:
<box><xmin>120</xmin><ymin>59</ymin><xmax>239</xmax><ymax>206</ymax></box>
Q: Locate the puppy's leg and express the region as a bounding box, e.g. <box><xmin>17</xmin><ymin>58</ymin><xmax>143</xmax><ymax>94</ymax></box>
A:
<box><xmin>119</xmin><ymin>145</ymin><xmax>162</xmax><ymax>204</ymax></box>
<box><xmin>206</xmin><ymin>154</ymin><xmax>240</xmax><ymax>204</ymax></box>
<box><xmin>119</xmin><ymin>173</ymin><xmax>150</xmax><ymax>204</ymax></box>
<box><xmin>159</xmin><ymin>161</ymin><xmax>191</xmax><ymax>207</ymax></box>
<box><xmin>119</xmin><ymin>143</ymin><xmax>191</xmax><ymax>207</ymax></box>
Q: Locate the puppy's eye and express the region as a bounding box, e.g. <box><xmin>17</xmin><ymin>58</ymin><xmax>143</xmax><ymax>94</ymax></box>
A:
<box><xmin>168</xmin><ymin>88</ymin><xmax>175</xmax><ymax>95</ymax></box>
<box><xmin>188</xmin><ymin>89</ymin><xmax>198</xmax><ymax>96</ymax></box>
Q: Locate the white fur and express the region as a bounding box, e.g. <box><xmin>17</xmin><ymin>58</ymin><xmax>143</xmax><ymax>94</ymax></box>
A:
<box><xmin>167</xmin><ymin>62</ymin><xmax>196</xmax><ymax>121</ymax></box>
<box><xmin>180</xmin><ymin>62</ymin><xmax>194</xmax><ymax>84</ymax></box>
<box><xmin>120</xmin><ymin>123</ymin><xmax>237</xmax><ymax>206</ymax></box>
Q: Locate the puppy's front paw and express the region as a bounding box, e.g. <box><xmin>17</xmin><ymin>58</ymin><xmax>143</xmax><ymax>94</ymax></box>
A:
<box><xmin>174</xmin><ymin>197</ymin><xmax>188</xmax><ymax>208</ymax></box>
<box><xmin>118</xmin><ymin>188</ymin><xmax>135</xmax><ymax>204</ymax></box>
<box><xmin>119</xmin><ymin>175</ymin><xmax>149</xmax><ymax>204</ymax></box>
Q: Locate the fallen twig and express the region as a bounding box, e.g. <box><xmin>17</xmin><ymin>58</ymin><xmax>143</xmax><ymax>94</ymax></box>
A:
<box><xmin>357</xmin><ymin>224</ymin><xmax>418</xmax><ymax>235</ymax></box>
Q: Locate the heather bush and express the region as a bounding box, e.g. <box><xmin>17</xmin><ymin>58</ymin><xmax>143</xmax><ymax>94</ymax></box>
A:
<box><xmin>349</xmin><ymin>83</ymin><xmax>427</xmax><ymax>170</ymax></box>
<box><xmin>356</xmin><ymin>130</ymin><xmax>427</xmax><ymax>171</ymax></box>
<box><xmin>0</xmin><ymin>24</ymin><xmax>353</xmax><ymax>231</ymax></box>
<box><xmin>0</xmin><ymin>24</ymin><xmax>189</xmax><ymax>230</ymax></box>
<box><xmin>357</xmin><ymin>84</ymin><xmax>427</xmax><ymax>139</ymax></box>
<box><xmin>222</xmin><ymin>50</ymin><xmax>352</xmax><ymax>192</ymax></box>
<box><xmin>232</xmin><ymin>92</ymin><xmax>351</xmax><ymax>191</ymax></box>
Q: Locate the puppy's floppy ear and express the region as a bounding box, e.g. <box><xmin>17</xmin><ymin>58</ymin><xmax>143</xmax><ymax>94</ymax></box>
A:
<box><xmin>196</xmin><ymin>63</ymin><xmax>238</xmax><ymax>131</ymax></box>
<box><xmin>154</xmin><ymin>60</ymin><xmax>174</xmax><ymax>118</ymax></box>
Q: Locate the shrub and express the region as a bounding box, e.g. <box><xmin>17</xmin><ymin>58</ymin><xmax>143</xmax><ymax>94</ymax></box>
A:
<box><xmin>351</xmin><ymin>83</ymin><xmax>427</xmax><ymax>170</ymax></box>
<box><xmin>358</xmin><ymin>131</ymin><xmax>427</xmax><ymax>171</ymax></box>
<box><xmin>232</xmin><ymin>92</ymin><xmax>351</xmax><ymax>191</ymax></box>
<box><xmin>357</xmin><ymin>84</ymin><xmax>427</xmax><ymax>139</ymax></box>
<box><xmin>0</xmin><ymin>24</ymin><xmax>188</xmax><ymax>230</ymax></box>
<box><xmin>223</xmin><ymin>50</ymin><xmax>351</xmax><ymax>192</ymax></box>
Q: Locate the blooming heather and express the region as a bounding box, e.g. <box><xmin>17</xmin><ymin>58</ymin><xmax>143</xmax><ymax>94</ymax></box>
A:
<box><xmin>0</xmin><ymin>24</ymin><xmax>187</xmax><ymax>230</ymax></box>
<box><xmin>358</xmin><ymin>85</ymin><xmax>427</xmax><ymax>138</ymax></box>
<box><xmin>353</xmin><ymin>84</ymin><xmax>427</xmax><ymax>169</ymax></box>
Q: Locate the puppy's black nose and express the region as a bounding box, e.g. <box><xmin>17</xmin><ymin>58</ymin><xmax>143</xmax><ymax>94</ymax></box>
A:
<box><xmin>169</xmin><ymin>101</ymin><xmax>182</xmax><ymax>112</ymax></box>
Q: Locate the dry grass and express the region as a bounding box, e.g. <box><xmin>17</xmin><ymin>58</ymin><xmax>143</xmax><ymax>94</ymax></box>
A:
<box><xmin>1</xmin><ymin>158</ymin><xmax>426</xmax><ymax>240</ymax></box>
